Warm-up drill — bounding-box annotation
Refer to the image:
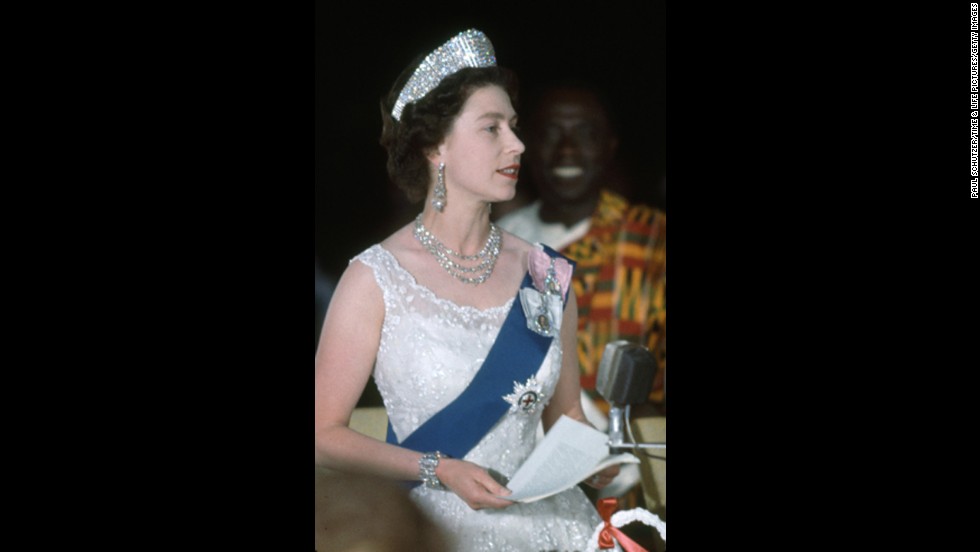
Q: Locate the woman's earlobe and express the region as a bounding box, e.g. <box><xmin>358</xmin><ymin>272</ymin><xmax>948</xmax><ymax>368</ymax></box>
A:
<box><xmin>425</xmin><ymin>147</ymin><xmax>443</xmax><ymax>164</ymax></box>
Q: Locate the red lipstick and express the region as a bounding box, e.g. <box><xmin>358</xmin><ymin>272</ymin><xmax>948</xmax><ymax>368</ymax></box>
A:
<box><xmin>497</xmin><ymin>164</ymin><xmax>520</xmax><ymax>180</ymax></box>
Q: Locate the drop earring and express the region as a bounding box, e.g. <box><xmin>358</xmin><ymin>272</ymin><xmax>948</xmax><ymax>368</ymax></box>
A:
<box><xmin>432</xmin><ymin>162</ymin><xmax>446</xmax><ymax>212</ymax></box>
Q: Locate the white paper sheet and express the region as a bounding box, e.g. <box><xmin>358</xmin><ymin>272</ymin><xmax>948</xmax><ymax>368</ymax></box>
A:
<box><xmin>500</xmin><ymin>415</ymin><xmax>639</xmax><ymax>503</ymax></box>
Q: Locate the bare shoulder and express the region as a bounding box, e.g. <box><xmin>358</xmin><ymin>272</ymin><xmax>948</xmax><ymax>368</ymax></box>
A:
<box><xmin>499</xmin><ymin>228</ymin><xmax>535</xmax><ymax>256</ymax></box>
<box><xmin>335</xmin><ymin>226</ymin><xmax>419</xmax><ymax>306</ymax></box>
<box><xmin>499</xmin><ymin>228</ymin><xmax>534</xmax><ymax>264</ymax></box>
<box><xmin>377</xmin><ymin>221</ymin><xmax>432</xmax><ymax>276</ymax></box>
<box><xmin>333</xmin><ymin>255</ymin><xmax>381</xmax><ymax>307</ymax></box>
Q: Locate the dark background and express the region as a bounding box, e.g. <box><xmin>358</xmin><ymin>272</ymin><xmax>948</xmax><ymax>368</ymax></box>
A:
<box><xmin>315</xmin><ymin>2</ymin><xmax>667</xmax><ymax>278</ymax></box>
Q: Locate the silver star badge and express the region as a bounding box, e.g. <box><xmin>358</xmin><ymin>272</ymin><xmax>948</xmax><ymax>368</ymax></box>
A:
<box><xmin>503</xmin><ymin>376</ymin><xmax>547</xmax><ymax>414</ymax></box>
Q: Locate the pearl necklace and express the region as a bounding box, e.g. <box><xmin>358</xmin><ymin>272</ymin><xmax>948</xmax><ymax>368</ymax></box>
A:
<box><xmin>413</xmin><ymin>214</ymin><xmax>502</xmax><ymax>285</ymax></box>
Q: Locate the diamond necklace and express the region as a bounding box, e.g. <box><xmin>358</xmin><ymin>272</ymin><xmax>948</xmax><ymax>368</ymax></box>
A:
<box><xmin>413</xmin><ymin>214</ymin><xmax>502</xmax><ymax>285</ymax></box>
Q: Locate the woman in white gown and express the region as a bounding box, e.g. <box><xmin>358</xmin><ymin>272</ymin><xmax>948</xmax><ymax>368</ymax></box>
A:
<box><xmin>314</xmin><ymin>29</ymin><xmax>621</xmax><ymax>552</ymax></box>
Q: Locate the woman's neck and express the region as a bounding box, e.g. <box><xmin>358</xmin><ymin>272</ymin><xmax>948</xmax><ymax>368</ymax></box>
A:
<box><xmin>418</xmin><ymin>203</ymin><xmax>494</xmax><ymax>256</ymax></box>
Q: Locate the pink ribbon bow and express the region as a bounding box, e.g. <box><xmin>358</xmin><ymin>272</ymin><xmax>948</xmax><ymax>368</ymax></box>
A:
<box><xmin>597</xmin><ymin>498</ymin><xmax>648</xmax><ymax>552</ymax></box>
<box><xmin>528</xmin><ymin>247</ymin><xmax>572</xmax><ymax>297</ymax></box>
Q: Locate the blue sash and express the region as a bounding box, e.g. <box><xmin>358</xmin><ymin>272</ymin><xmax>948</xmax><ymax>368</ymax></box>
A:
<box><xmin>385</xmin><ymin>245</ymin><xmax>574</xmax><ymax>464</ymax></box>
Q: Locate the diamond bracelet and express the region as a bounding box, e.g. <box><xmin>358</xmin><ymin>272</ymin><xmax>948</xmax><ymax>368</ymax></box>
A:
<box><xmin>419</xmin><ymin>451</ymin><xmax>447</xmax><ymax>490</ymax></box>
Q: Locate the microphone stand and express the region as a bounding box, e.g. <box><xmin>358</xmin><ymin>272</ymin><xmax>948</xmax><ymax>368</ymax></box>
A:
<box><xmin>607</xmin><ymin>405</ymin><xmax>666</xmax><ymax>460</ymax></box>
<box><xmin>595</xmin><ymin>340</ymin><xmax>664</xmax><ymax>458</ymax></box>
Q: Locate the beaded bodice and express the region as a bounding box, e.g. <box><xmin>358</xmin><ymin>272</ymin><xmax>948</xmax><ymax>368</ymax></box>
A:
<box><xmin>355</xmin><ymin>244</ymin><xmax>561</xmax><ymax>468</ymax></box>
<box><xmin>353</xmin><ymin>244</ymin><xmax>600</xmax><ymax>552</ymax></box>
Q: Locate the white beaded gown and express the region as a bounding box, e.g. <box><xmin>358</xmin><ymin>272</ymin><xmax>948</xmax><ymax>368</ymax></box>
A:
<box><xmin>355</xmin><ymin>245</ymin><xmax>602</xmax><ymax>552</ymax></box>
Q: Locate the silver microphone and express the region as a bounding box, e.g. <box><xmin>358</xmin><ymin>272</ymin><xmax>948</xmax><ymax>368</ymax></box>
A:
<box><xmin>596</xmin><ymin>340</ymin><xmax>664</xmax><ymax>455</ymax></box>
<box><xmin>596</xmin><ymin>340</ymin><xmax>657</xmax><ymax>406</ymax></box>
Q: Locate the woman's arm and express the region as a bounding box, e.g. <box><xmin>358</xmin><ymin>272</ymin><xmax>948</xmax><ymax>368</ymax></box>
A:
<box><xmin>541</xmin><ymin>287</ymin><xmax>587</xmax><ymax>431</ymax></box>
<box><xmin>314</xmin><ymin>259</ymin><xmax>513</xmax><ymax>509</ymax></box>
<box><xmin>315</xmin><ymin>260</ymin><xmax>420</xmax><ymax>479</ymax></box>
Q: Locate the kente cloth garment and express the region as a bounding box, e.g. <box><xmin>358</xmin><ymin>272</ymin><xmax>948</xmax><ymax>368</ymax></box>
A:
<box><xmin>354</xmin><ymin>245</ymin><xmax>601</xmax><ymax>552</ymax></box>
<box><xmin>498</xmin><ymin>190</ymin><xmax>667</xmax><ymax>412</ymax></box>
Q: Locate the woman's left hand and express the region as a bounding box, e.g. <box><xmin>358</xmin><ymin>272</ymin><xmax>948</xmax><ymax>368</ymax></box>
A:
<box><xmin>585</xmin><ymin>464</ymin><xmax>621</xmax><ymax>490</ymax></box>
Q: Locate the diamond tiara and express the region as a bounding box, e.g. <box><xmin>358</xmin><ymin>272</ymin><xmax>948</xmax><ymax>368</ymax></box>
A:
<box><xmin>391</xmin><ymin>29</ymin><xmax>497</xmax><ymax>121</ymax></box>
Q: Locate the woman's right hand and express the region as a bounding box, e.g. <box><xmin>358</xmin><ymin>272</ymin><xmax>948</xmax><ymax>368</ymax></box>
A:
<box><xmin>435</xmin><ymin>458</ymin><xmax>515</xmax><ymax>510</ymax></box>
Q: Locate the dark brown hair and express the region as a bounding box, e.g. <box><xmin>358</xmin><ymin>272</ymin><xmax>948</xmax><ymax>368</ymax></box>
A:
<box><xmin>379</xmin><ymin>62</ymin><xmax>519</xmax><ymax>202</ymax></box>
